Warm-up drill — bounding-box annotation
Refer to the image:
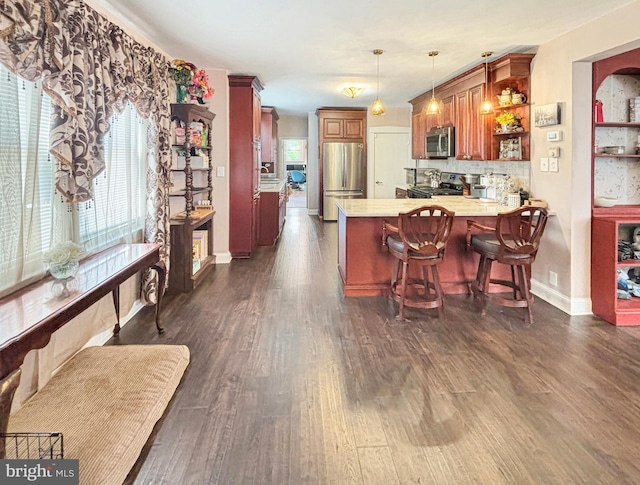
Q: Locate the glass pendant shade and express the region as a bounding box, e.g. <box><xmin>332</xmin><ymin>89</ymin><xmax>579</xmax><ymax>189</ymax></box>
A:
<box><xmin>426</xmin><ymin>96</ymin><xmax>440</xmax><ymax>115</ymax></box>
<box><xmin>371</xmin><ymin>97</ymin><xmax>385</xmax><ymax>116</ymax></box>
<box><xmin>371</xmin><ymin>49</ymin><xmax>385</xmax><ymax>116</ymax></box>
<box><xmin>480</xmin><ymin>51</ymin><xmax>494</xmax><ymax>115</ymax></box>
<box><xmin>427</xmin><ymin>51</ymin><xmax>440</xmax><ymax>115</ymax></box>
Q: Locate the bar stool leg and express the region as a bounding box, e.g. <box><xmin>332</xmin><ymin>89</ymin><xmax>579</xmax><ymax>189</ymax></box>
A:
<box><xmin>398</xmin><ymin>260</ymin><xmax>409</xmax><ymax>320</ymax></box>
<box><xmin>431</xmin><ymin>265</ymin><xmax>445</xmax><ymax>319</ymax></box>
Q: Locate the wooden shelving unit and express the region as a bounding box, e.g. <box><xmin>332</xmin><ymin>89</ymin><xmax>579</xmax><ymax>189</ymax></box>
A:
<box><xmin>168</xmin><ymin>103</ymin><xmax>216</xmax><ymax>293</ymax></box>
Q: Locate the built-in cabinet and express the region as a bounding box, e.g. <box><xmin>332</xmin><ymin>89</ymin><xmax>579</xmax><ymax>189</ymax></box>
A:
<box><xmin>316</xmin><ymin>108</ymin><xmax>367</xmax><ymax>219</ymax></box>
<box><xmin>591</xmin><ymin>47</ymin><xmax>640</xmax><ymax>325</ymax></box>
<box><xmin>168</xmin><ymin>103</ymin><xmax>216</xmax><ymax>293</ymax></box>
<box><xmin>229</xmin><ymin>75</ymin><xmax>264</xmax><ymax>258</ymax></box>
<box><xmin>409</xmin><ymin>53</ymin><xmax>533</xmax><ymax>162</ymax></box>
<box><xmin>261</xmin><ymin>106</ymin><xmax>279</xmax><ymax>174</ymax></box>
<box><xmin>258</xmin><ymin>183</ymin><xmax>287</xmax><ymax>245</ymax></box>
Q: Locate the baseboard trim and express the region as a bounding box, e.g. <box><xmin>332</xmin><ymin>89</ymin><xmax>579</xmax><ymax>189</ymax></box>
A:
<box><xmin>214</xmin><ymin>251</ymin><xmax>232</xmax><ymax>264</ymax></box>
<box><xmin>307</xmin><ymin>209</ymin><xmax>319</xmax><ymax>216</ymax></box>
<box><xmin>531</xmin><ymin>279</ymin><xmax>592</xmax><ymax>316</ymax></box>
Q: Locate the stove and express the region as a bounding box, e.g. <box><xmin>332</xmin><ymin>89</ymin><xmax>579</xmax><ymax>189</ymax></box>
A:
<box><xmin>407</xmin><ymin>183</ymin><xmax>463</xmax><ymax>198</ymax></box>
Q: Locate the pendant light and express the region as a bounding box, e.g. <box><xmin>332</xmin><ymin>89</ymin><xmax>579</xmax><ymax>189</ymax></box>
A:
<box><xmin>479</xmin><ymin>51</ymin><xmax>494</xmax><ymax>115</ymax></box>
<box><xmin>371</xmin><ymin>49</ymin><xmax>385</xmax><ymax>116</ymax></box>
<box><xmin>426</xmin><ymin>51</ymin><xmax>441</xmax><ymax>115</ymax></box>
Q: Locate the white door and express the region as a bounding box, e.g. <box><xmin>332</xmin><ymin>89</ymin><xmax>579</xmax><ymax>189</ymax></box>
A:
<box><xmin>372</xmin><ymin>132</ymin><xmax>411</xmax><ymax>198</ymax></box>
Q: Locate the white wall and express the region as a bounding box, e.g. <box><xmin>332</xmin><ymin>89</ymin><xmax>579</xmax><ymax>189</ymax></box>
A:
<box><xmin>367</xmin><ymin>106</ymin><xmax>411</xmax><ymax>128</ymax></box>
<box><xmin>279</xmin><ymin>115</ymin><xmax>308</xmax><ymax>138</ymax></box>
<box><xmin>529</xmin><ymin>0</ymin><xmax>640</xmax><ymax>314</ymax></box>
<box><xmin>202</xmin><ymin>69</ymin><xmax>231</xmax><ymax>263</ymax></box>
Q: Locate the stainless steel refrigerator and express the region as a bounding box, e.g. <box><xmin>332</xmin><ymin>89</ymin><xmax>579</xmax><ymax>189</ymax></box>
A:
<box><xmin>323</xmin><ymin>142</ymin><xmax>365</xmax><ymax>221</ymax></box>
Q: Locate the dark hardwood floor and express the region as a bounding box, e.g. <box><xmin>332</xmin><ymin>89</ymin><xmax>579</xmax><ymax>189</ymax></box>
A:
<box><xmin>117</xmin><ymin>208</ymin><xmax>640</xmax><ymax>484</ymax></box>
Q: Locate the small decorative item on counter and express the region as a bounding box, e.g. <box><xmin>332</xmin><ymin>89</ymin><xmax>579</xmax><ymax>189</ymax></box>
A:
<box><xmin>43</xmin><ymin>241</ymin><xmax>87</xmax><ymax>280</ymax></box>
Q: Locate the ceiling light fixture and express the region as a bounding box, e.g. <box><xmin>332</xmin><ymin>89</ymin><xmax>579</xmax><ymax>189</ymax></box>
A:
<box><xmin>426</xmin><ymin>51</ymin><xmax>441</xmax><ymax>115</ymax></box>
<box><xmin>480</xmin><ymin>51</ymin><xmax>494</xmax><ymax>115</ymax></box>
<box><xmin>371</xmin><ymin>49</ymin><xmax>385</xmax><ymax>116</ymax></box>
<box><xmin>341</xmin><ymin>86</ymin><xmax>365</xmax><ymax>98</ymax></box>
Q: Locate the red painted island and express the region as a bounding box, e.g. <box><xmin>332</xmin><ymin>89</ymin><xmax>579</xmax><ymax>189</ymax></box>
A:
<box><xmin>336</xmin><ymin>197</ymin><xmax>519</xmax><ymax>297</ymax></box>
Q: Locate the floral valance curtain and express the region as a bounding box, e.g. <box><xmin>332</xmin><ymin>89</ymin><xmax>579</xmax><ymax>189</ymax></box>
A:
<box><xmin>0</xmin><ymin>0</ymin><xmax>172</xmax><ymax>202</ymax></box>
<box><xmin>0</xmin><ymin>0</ymin><xmax>173</xmax><ymax>303</ymax></box>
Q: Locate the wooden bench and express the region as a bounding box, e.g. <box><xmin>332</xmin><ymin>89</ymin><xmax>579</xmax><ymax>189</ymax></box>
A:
<box><xmin>0</xmin><ymin>244</ymin><xmax>165</xmax><ymax>456</ymax></box>
<box><xmin>6</xmin><ymin>345</ymin><xmax>189</xmax><ymax>485</ymax></box>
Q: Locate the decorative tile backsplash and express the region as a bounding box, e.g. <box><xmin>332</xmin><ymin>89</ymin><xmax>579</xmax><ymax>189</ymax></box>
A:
<box><xmin>416</xmin><ymin>158</ymin><xmax>531</xmax><ymax>192</ymax></box>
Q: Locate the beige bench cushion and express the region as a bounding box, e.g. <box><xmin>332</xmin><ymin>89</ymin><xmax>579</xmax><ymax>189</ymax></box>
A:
<box><xmin>8</xmin><ymin>344</ymin><xmax>189</xmax><ymax>485</ymax></box>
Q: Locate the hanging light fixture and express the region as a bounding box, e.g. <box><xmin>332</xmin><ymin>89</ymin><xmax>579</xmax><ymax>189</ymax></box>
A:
<box><xmin>371</xmin><ymin>49</ymin><xmax>385</xmax><ymax>116</ymax></box>
<box><xmin>426</xmin><ymin>51</ymin><xmax>441</xmax><ymax>115</ymax></box>
<box><xmin>341</xmin><ymin>86</ymin><xmax>365</xmax><ymax>98</ymax></box>
<box><xmin>480</xmin><ymin>51</ymin><xmax>494</xmax><ymax>115</ymax></box>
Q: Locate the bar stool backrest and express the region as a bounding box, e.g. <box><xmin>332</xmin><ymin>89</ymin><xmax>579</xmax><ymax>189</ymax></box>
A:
<box><xmin>397</xmin><ymin>205</ymin><xmax>455</xmax><ymax>257</ymax></box>
<box><xmin>495</xmin><ymin>206</ymin><xmax>549</xmax><ymax>264</ymax></box>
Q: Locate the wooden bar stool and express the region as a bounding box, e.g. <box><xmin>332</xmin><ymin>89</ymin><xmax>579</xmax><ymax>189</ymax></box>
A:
<box><xmin>382</xmin><ymin>205</ymin><xmax>455</xmax><ymax>320</ymax></box>
<box><xmin>466</xmin><ymin>206</ymin><xmax>549</xmax><ymax>324</ymax></box>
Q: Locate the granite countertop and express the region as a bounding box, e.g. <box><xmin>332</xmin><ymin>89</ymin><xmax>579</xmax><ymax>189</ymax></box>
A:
<box><xmin>336</xmin><ymin>196</ymin><xmax>529</xmax><ymax>217</ymax></box>
<box><xmin>260</xmin><ymin>179</ymin><xmax>286</xmax><ymax>192</ymax></box>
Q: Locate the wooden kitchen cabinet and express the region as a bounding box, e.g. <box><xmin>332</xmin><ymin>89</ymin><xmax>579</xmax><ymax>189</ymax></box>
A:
<box><xmin>411</xmin><ymin>111</ymin><xmax>426</xmax><ymax>159</ymax></box>
<box><xmin>229</xmin><ymin>74</ymin><xmax>264</xmax><ymax>258</ymax></box>
<box><xmin>409</xmin><ymin>53</ymin><xmax>533</xmax><ymax>162</ymax></box>
<box><xmin>316</xmin><ymin>108</ymin><xmax>367</xmax><ymax>219</ymax></box>
<box><xmin>261</xmin><ymin>106</ymin><xmax>279</xmax><ymax>174</ymax></box>
<box><xmin>590</xmin><ymin>47</ymin><xmax>640</xmax><ymax>326</ymax></box>
<box><xmin>258</xmin><ymin>183</ymin><xmax>287</xmax><ymax>245</ymax></box>
<box><xmin>322</xmin><ymin>117</ymin><xmax>364</xmax><ymax>139</ymax></box>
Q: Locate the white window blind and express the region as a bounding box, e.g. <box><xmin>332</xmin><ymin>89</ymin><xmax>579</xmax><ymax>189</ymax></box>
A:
<box><xmin>77</xmin><ymin>103</ymin><xmax>149</xmax><ymax>252</ymax></box>
<box><xmin>0</xmin><ymin>66</ymin><xmax>56</xmax><ymax>294</ymax></box>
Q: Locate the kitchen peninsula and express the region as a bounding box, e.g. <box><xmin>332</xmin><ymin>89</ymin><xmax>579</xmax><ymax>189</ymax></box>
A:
<box><xmin>336</xmin><ymin>197</ymin><xmax>524</xmax><ymax>297</ymax></box>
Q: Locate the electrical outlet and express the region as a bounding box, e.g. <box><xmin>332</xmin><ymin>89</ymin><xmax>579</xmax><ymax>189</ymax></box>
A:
<box><xmin>540</xmin><ymin>157</ymin><xmax>549</xmax><ymax>172</ymax></box>
<box><xmin>216</xmin><ymin>166</ymin><xmax>225</xmax><ymax>177</ymax></box>
<box><xmin>549</xmin><ymin>157</ymin><xmax>559</xmax><ymax>172</ymax></box>
<box><xmin>549</xmin><ymin>147</ymin><xmax>560</xmax><ymax>158</ymax></box>
<box><xmin>549</xmin><ymin>271</ymin><xmax>558</xmax><ymax>287</ymax></box>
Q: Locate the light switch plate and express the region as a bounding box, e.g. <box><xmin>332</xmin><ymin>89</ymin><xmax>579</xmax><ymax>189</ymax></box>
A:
<box><xmin>540</xmin><ymin>157</ymin><xmax>549</xmax><ymax>172</ymax></box>
<box><xmin>549</xmin><ymin>147</ymin><xmax>560</xmax><ymax>158</ymax></box>
<box><xmin>216</xmin><ymin>166</ymin><xmax>225</xmax><ymax>177</ymax></box>
<box><xmin>549</xmin><ymin>157</ymin><xmax>559</xmax><ymax>172</ymax></box>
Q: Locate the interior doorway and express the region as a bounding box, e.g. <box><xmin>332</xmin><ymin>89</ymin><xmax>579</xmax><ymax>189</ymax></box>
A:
<box><xmin>282</xmin><ymin>138</ymin><xmax>308</xmax><ymax>209</ymax></box>
<box><xmin>371</xmin><ymin>129</ymin><xmax>411</xmax><ymax>199</ymax></box>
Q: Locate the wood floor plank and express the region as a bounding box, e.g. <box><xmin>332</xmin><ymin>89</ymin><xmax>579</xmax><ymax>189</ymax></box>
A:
<box><xmin>113</xmin><ymin>207</ymin><xmax>640</xmax><ymax>484</ymax></box>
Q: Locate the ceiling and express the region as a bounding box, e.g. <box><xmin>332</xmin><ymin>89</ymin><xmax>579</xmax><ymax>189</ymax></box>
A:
<box><xmin>97</xmin><ymin>0</ymin><xmax>634</xmax><ymax>116</ymax></box>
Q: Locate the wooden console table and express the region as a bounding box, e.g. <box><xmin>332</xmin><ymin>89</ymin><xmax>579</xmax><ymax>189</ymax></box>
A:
<box><xmin>0</xmin><ymin>243</ymin><xmax>165</xmax><ymax>455</ymax></box>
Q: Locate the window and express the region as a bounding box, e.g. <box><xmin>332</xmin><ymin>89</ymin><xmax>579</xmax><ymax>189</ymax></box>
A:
<box><xmin>78</xmin><ymin>103</ymin><xmax>149</xmax><ymax>252</ymax></box>
<box><xmin>0</xmin><ymin>65</ymin><xmax>150</xmax><ymax>295</ymax></box>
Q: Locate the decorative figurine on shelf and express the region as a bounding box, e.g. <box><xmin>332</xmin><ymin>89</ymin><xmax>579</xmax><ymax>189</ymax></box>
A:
<box><xmin>495</xmin><ymin>111</ymin><xmax>522</xmax><ymax>133</ymax></box>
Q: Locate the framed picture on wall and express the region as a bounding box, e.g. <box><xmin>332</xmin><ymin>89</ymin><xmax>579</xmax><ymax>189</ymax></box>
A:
<box><xmin>534</xmin><ymin>103</ymin><xmax>561</xmax><ymax>127</ymax></box>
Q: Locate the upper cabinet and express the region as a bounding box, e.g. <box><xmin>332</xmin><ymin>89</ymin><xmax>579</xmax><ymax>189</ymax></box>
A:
<box><xmin>322</xmin><ymin>117</ymin><xmax>364</xmax><ymax>140</ymax></box>
<box><xmin>261</xmin><ymin>106</ymin><xmax>279</xmax><ymax>174</ymax></box>
<box><xmin>592</xmin><ymin>47</ymin><xmax>640</xmax><ymax>217</ymax></box>
<box><xmin>409</xmin><ymin>53</ymin><xmax>533</xmax><ymax>162</ymax></box>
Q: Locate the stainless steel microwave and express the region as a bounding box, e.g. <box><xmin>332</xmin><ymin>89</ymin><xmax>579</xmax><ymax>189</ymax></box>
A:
<box><xmin>425</xmin><ymin>126</ymin><xmax>455</xmax><ymax>158</ymax></box>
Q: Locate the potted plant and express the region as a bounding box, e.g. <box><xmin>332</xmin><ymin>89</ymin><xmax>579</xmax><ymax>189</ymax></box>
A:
<box><xmin>495</xmin><ymin>111</ymin><xmax>521</xmax><ymax>132</ymax></box>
